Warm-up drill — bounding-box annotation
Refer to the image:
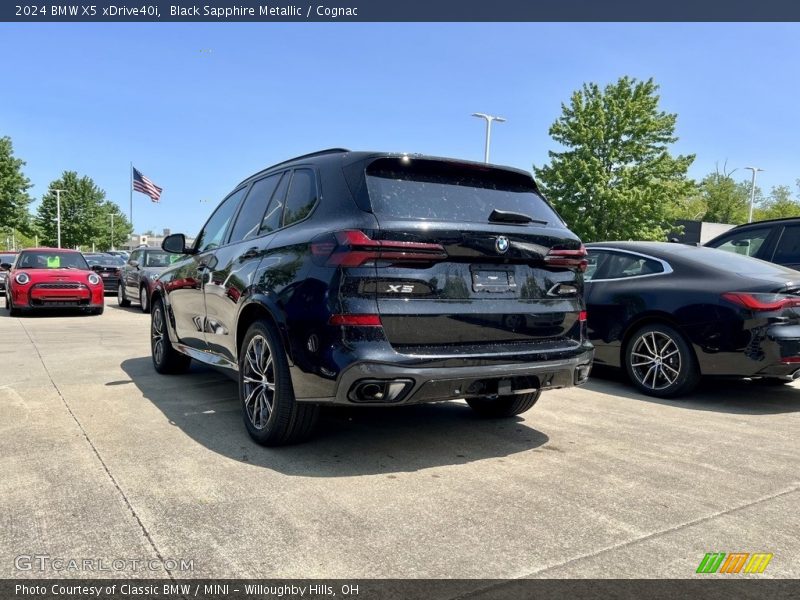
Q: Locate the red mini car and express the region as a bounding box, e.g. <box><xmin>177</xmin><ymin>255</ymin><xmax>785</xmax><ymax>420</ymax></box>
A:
<box><xmin>3</xmin><ymin>248</ymin><xmax>105</xmax><ymax>316</ymax></box>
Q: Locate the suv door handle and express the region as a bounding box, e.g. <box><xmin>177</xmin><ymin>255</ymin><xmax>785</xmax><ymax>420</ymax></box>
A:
<box><xmin>240</xmin><ymin>247</ymin><xmax>259</xmax><ymax>260</ymax></box>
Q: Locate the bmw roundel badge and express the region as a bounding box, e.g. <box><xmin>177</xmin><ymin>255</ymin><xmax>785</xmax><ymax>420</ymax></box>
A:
<box><xmin>495</xmin><ymin>236</ymin><xmax>510</xmax><ymax>254</ymax></box>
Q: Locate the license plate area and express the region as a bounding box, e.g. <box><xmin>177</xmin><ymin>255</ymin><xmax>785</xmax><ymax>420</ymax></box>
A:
<box><xmin>471</xmin><ymin>268</ymin><xmax>516</xmax><ymax>293</ymax></box>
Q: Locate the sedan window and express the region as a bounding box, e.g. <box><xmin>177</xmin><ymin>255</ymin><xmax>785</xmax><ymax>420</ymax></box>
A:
<box><xmin>587</xmin><ymin>250</ymin><xmax>665</xmax><ymax>281</ymax></box>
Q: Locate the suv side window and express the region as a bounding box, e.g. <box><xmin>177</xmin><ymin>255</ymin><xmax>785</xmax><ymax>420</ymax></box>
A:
<box><xmin>129</xmin><ymin>250</ymin><xmax>140</xmax><ymax>265</ymax></box>
<box><xmin>260</xmin><ymin>172</ymin><xmax>290</xmax><ymax>234</ymax></box>
<box><xmin>229</xmin><ymin>174</ymin><xmax>283</xmax><ymax>244</ymax></box>
<box><xmin>195</xmin><ymin>187</ymin><xmax>247</xmax><ymax>253</ymax></box>
<box><xmin>772</xmin><ymin>224</ymin><xmax>800</xmax><ymax>265</ymax></box>
<box><xmin>709</xmin><ymin>226</ymin><xmax>771</xmax><ymax>258</ymax></box>
<box><xmin>282</xmin><ymin>169</ymin><xmax>318</xmax><ymax>227</ymax></box>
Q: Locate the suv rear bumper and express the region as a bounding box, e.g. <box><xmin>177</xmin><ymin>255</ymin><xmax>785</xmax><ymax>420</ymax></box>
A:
<box><xmin>301</xmin><ymin>349</ymin><xmax>594</xmax><ymax>406</ymax></box>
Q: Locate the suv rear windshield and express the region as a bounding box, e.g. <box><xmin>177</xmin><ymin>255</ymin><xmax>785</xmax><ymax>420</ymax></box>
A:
<box><xmin>365</xmin><ymin>158</ymin><xmax>562</xmax><ymax>225</ymax></box>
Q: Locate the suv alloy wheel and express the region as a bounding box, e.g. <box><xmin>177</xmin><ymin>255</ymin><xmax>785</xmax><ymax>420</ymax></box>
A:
<box><xmin>239</xmin><ymin>319</ymin><xmax>319</xmax><ymax>446</ymax></box>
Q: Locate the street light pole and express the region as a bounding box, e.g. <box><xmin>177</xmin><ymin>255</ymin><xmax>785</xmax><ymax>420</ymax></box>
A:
<box><xmin>472</xmin><ymin>113</ymin><xmax>506</xmax><ymax>163</ymax></box>
<box><xmin>50</xmin><ymin>189</ymin><xmax>67</xmax><ymax>248</ymax></box>
<box><xmin>110</xmin><ymin>213</ymin><xmax>115</xmax><ymax>251</ymax></box>
<box><xmin>744</xmin><ymin>167</ymin><xmax>764</xmax><ymax>223</ymax></box>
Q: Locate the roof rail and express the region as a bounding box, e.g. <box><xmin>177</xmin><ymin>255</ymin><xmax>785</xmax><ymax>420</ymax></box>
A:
<box><xmin>268</xmin><ymin>148</ymin><xmax>350</xmax><ymax>170</ymax></box>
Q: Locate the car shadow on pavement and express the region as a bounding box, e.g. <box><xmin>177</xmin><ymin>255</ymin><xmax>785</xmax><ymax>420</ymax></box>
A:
<box><xmin>120</xmin><ymin>357</ymin><xmax>550</xmax><ymax>477</ymax></box>
<box><xmin>106</xmin><ymin>302</ymin><xmax>145</xmax><ymax>314</ymax></box>
<box><xmin>588</xmin><ymin>366</ymin><xmax>800</xmax><ymax>415</ymax></box>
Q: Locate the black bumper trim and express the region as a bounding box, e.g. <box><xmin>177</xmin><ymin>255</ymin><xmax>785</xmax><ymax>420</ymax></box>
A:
<box><xmin>302</xmin><ymin>349</ymin><xmax>594</xmax><ymax>405</ymax></box>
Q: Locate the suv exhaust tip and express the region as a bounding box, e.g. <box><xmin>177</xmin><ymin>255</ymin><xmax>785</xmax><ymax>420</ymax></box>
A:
<box><xmin>349</xmin><ymin>379</ymin><xmax>414</xmax><ymax>403</ymax></box>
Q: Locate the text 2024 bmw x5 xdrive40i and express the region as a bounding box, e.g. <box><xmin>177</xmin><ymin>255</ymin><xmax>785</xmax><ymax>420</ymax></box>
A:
<box><xmin>151</xmin><ymin>149</ymin><xmax>594</xmax><ymax>445</ymax></box>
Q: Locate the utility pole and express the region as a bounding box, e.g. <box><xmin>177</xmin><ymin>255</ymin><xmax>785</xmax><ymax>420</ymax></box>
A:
<box><xmin>471</xmin><ymin>113</ymin><xmax>507</xmax><ymax>163</ymax></box>
<box><xmin>744</xmin><ymin>166</ymin><xmax>764</xmax><ymax>223</ymax></box>
<box><xmin>110</xmin><ymin>213</ymin><xmax>115</xmax><ymax>251</ymax></box>
<box><xmin>51</xmin><ymin>189</ymin><xmax>67</xmax><ymax>248</ymax></box>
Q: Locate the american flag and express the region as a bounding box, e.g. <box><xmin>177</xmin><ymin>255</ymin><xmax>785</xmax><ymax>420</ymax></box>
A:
<box><xmin>132</xmin><ymin>167</ymin><xmax>163</xmax><ymax>203</ymax></box>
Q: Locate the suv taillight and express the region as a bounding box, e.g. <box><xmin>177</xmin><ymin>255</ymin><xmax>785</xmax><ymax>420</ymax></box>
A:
<box><xmin>722</xmin><ymin>292</ymin><xmax>800</xmax><ymax>312</ymax></box>
<box><xmin>311</xmin><ymin>230</ymin><xmax>447</xmax><ymax>267</ymax></box>
<box><xmin>544</xmin><ymin>244</ymin><xmax>589</xmax><ymax>272</ymax></box>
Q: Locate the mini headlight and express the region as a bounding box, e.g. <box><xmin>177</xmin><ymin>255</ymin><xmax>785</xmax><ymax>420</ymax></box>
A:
<box><xmin>88</xmin><ymin>273</ymin><xmax>101</xmax><ymax>285</ymax></box>
<box><xmin>15</xmin><ymin>272</ymin><xmax>30</xmax><ymax>285</ymax></box>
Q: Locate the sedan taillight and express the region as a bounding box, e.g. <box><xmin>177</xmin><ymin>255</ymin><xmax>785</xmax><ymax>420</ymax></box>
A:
<box><xmin>722</xmin><ymin>292</ymin><xmax>800</xmax><ymax>312</ymax></box>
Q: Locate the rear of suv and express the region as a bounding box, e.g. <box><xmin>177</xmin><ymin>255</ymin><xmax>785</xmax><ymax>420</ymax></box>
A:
<box><xmin>152</xmin><ymin>150</ymin><xmax>593</xmax><ymax>445</ymax></box>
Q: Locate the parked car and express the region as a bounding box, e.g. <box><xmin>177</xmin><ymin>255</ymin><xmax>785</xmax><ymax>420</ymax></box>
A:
<box><xmin>151</xmin><ymin>149</ymin><xmax>594</xmax><ymax>445</ymax></box>
<box><xmin>704</xmin><ymin>217</ymin><xmax>800</xmax><ymax>270</ymax></box>
<box><xmin>0</xmin><ymin>252</ymin><xmax>16</xmax><ymax>293</ymax></box>
<box><xmin>3</xmin><ymin>248</ymin><xmax>105</xmax><ymax>316</ymax></box>
<box><xmin>585</xmin><ymin>241</ymin><xmax>800</xmax><ymax>397</ymax></box>
<box><xmin>117</xmin><ymin>248</ymin><xmax>178</xmax><ymax>312</ymax></box>
<box><xmin>83</xmin><ymin>253</ymin><xmax>125</xmax><ymax>293</ymax></box>
<box><xmin>107</xmin><ymin>250</ymin><xmax>130</xmax><ymax>260</ymax></box>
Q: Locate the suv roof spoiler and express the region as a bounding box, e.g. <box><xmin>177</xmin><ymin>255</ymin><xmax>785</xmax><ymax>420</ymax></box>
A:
<box><xmin>265</xmin><ymin>148</ymin><xmax>351</xmax><ymax>171</ymax></box>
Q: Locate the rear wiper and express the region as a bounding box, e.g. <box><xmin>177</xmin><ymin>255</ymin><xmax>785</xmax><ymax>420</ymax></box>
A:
<box><xmin>489</xmin><ymin>209</ymin><xmax>547</xmax><ymax>225</ymax></box>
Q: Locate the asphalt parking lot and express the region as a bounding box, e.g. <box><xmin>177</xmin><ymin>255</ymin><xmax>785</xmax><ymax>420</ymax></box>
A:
<box><xmin>1</xmin><ymin>296</ymin><xmax>799</xmax><ymax>579</ymax></box>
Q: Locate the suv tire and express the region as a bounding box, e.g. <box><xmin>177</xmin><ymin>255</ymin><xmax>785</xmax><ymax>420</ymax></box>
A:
<box><xmin>117</xmin><ymin>283</ymin><xmax>130</xmax><ymax>307</ymax></box>
<box><xmin>239</xmin><ymin>319</ymin><xmax>319</xmax><ymax>446</ymax></box>
<box><xmin>151</xmin><ymin>296</ymin><xmax>191</xmax><ymax>374</ymax></box>
<box><xmin>140</xmin><ymin>285</ymin><xmax>150</xmax><ymax>313</ymax></box>
<box><xmin>467</xmin><ymin>391</ymin><xmax>541</xmax><ymax>417</ymax></box>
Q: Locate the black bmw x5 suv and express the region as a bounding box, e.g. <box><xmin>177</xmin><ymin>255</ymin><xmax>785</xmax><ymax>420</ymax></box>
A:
<box><xmin>152</xmin><ymin>149</ymin><xmax>594</xmax><ymax>445</ymax></box>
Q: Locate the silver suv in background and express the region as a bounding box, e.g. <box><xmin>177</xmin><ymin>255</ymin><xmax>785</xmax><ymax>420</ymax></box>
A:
<box><xmin>117</xmin><ymin>247</ymin><xmax>177</xmax><ymax>312</ymax></box>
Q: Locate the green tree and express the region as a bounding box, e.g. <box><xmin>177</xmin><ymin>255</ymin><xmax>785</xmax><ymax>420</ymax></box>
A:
<box><xmin>535</xmin><ymin>77</ymin><xmax>695</xmax><ymax>242</ymax></box>
<box><xmin>35</xmin><ymin>171</ymin><xmax>129</xmax><ymax>249</ymax></box>
<box><xmin>93</xmin><ymin>201</ymin><xmax>133</xmax><ymax>250</ymax></box>
<box><xmin>684</xmin><ymin>166</ymin><xmax>753</xmax><ymax>224</ymax></box>
<box><xmin>754</xmin><ymin>184</ymin><xmax>800</xmax><ymax>221</ymax></box>
<box><xmin>0</xmin><ymin>136</ymin><xmax>35</xmax><ymax>236</ymax></box>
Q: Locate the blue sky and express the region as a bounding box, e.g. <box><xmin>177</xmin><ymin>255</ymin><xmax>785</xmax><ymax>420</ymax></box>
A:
<box><xmin>1</xmin><ymin>23</ymin><xmax>799</xmax><ymax>235</ymax></box>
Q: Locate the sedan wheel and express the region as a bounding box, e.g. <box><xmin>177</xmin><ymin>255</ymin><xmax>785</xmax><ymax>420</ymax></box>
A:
<box><xmin>624</xmin><ymin>323</ymin><xmax>699</xmax><ymax>398</ymax></box>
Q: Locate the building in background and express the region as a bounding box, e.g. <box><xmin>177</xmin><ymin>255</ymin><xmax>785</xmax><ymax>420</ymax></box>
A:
<box><xmin>670</xmin><ymin>220</ymin><xmax>735</xmax><ymax>245</ymax></box>
<box><xmin>125</xmin><ymin>229</ymin><xmax>195</xmax><ymax>250</ymax></box>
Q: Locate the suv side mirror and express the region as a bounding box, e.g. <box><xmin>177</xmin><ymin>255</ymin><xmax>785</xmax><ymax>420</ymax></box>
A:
<box><xmin>163</xmin><ymin>233</ymin><xmax>195</xmax><ymax>255</ymax></box>
<box><xmin>0</xmin><ymin>262</ymin><xmax>11</xmax><ymax>271</ymax></box>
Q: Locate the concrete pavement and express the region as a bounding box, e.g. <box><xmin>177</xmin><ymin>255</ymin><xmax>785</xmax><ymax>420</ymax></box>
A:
<box><xmin>1</xmin><ymin>297</ymin><xmax>798</xmax><ymax>579</ymax></box>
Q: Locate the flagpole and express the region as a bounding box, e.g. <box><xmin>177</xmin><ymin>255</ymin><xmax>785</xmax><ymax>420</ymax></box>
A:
<box><xmin>129</xmin><ymin>162</ymin><xmax>133</xmax><ymax>232</ymax></box>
